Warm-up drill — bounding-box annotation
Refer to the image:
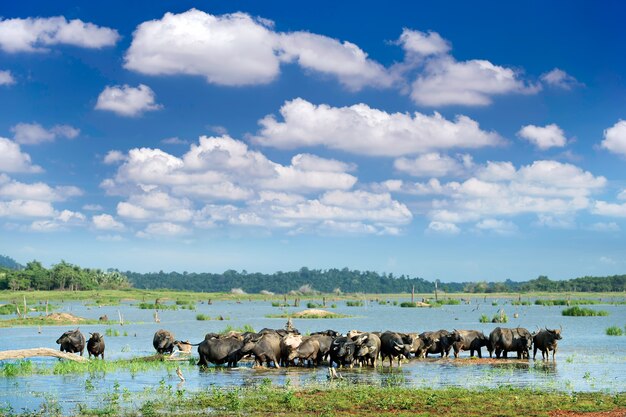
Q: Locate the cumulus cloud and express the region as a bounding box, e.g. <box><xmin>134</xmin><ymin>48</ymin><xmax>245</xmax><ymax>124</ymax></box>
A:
<box><xmin>0</xmin><ymin>200</ymin><xmax>55</xmax><ymax>218</ymax></box>
<box><xmin>475</xmin><ymin>218</ymin><xmax>518</xmax><ymax>235</ymax></box>
<box><xmin>587</xmin><ymin>222</ymin><xmax>620</xmax><ymax>232</ymax></box>
<box><xmin>103</xmin><ymin>150</ymin><xmax>126</xmax><ymax>164</ymax></box>
<box><xmin>427</xmin><ymin>221</ymin><xmax>460</xmax><ymax>235</ymax></box>
<box><xmin>592</xmin><ymin>201</ymin><xmax>626</xmax><ymax>218</ymax></box>
<box><xmin>393</xmin><ymin>160</ymin><xmax>606</xmax><ymax>230</ymax></box>
<box><xmin>92</xmin><ymin>214</ymin><xmax>125</xmax><ymax>231</ymax></box>
<box><xmin>600</xmin><ymin>120</ymin><xmax>626</xmax><ymax>157</ymax></box>
<box><xmin>411</xmin><ymin>56</ymin><xmax>539</xmax><ymax>106</ymax></box>
<box><xmin>396</xmin><ymin>29</ymin><xmax>450</xmax><ymax>57</ymax></box>
<box><xmin>137</xmin><ymin>222</ymin><xmax>190</xmax><ymax>238</ymax></box>
<box><xmin>0</xmin><ymin>178</ymin><xmax>81</xmax><ymax>201</ymax></box>
<box><xmin>0</xmin><ymin>16</ymin><xmax>119</xmax><ymax>53</ymax></box>
<box><xmin>277</xmin><ymin>31</ymin><xmax>393</xmax><ymax>90</ymax></box>
<box><xmin>29</xmin><ymin>210</ymin><xmax>86</xmax><ymax>232</ymax></box>
<box><xmin>0</xmin><ymin>70</ymin><xmax>15</xmax><ymax>86</ymax></box>
<box><xmin>11</xmin><ymin>122</ymin><xmax>79</xmax><ymax>145</ymax></box>
<box><xmin>124</xmin><ymin>9</ymin><xmax>392</xmax><ymax>90</ymax></box>
<box><xmin>394</xmin><ymin>153</ymin><xmax>471</xmax><ymax>177</ymax></box>
<box><xmin>0</xmin><ymin>137</ymin><xmax>43</xmax><ymax>173</ymax></box>
<box><xmin>541</xmin><ymin>68</ymin><xmax>582</xmax><ymax>90</ymax></box>
<box><xmin>518</xmin><ymin>123</ymin><xmax>567</xmax><ymax>150</ymax></box>
<box><xmin>253</xmin><ymin>98</ymin><xmax>501</xmax><ymax>156</ymax></box>
<box><xmin>99</xmin><ymin>135</ymin><xmax>408</xmax><ymax>236</ymax></box>
<box><xmin>95</xmin><ymin>84</ymin><xmax>162</xmax><ymax>117</ymax></box>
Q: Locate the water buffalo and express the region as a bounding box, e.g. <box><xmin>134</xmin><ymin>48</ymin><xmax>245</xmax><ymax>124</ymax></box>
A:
<box><xmin>420</xmin><ymin>330</ymin><xmax>460</xmax><ymax>357</ymax></box>
<box><xmin>309</xmin><ymin>334</ymin><xmax>334</xmax><ymax>365</ymax></box>
<box><xmin>409</xmin><ymin>332</ymin><xmax>434</xmax><ymax>358</ymax></box>
<box><xmin>353</xmin><ymin>332</ymin><xmax>381</xmax><ymax>367</ymax></box>
<box><xmin>56</xmin><ymin>329</ymin><xmax>85</xmax><ymax>356</ymax></box>
<box><xmin>489</xmin><ymin>327</ymin><xmax>532</xmax><ymax>359</ymax></box>
<box><xmin>153</xmin><ymin>329</ymin><xmax>176</xmax><ymax>354</ymax></box>
<box><xmin>311</xmin><ymin>329</ymin><xmax>341</xmax><ymax>338</ymax></box>
<box><xmin>288</xmin><ymin>337</ymin><xmax>320</xmax><ymax>367</ymax></box>
<box><xmin>197</xmin><ymin>334</ymin><xmax>245</xmax><ymax>367</ymax></box>
<box><xmin>533</xmin><ymin>327</ymin><xmax>563</xmax><ymax>360</ymax></box>
<box><xmin>280</xmin><ymin>333</ymin><xmax>303</xmax><ymax>366</ymax></box>
<box><xmin>329</xmin><ymin>337</ymin><xmax>356</xmax><ymax>368</ymax></box>
<box><xmin>240</xmin><ymin>332</ymin><xmax>282</xmax><ymax>368</ymax></box>
<box><xmin>87</xmin><ymin>332</ymin><xmax>105</xmax><ymax>359</ymax></box>
<box><xmin>380</xmin><ymin>331</ymin><xmax>412</xmax><ymax>367</ymax></box>
<box><xmin>452</xmin><ymin>330</ymin><xmax>489</xmax><ymax>358</ymax></box>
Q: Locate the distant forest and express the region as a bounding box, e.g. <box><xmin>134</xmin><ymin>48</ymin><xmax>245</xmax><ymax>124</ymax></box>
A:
<box><xmin>1</xmin><ymin>254</ymin><xmax>624</xmax><ymax>293</ymax></box>
<box><xmin>124</xmin><ymin>268</ymin><xmax>626</xmax><ymax>294</ymax></box>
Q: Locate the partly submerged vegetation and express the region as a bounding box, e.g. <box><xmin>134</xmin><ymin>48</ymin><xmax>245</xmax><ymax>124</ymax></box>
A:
<box><xmin>3</xmin><ymin>383</ymin><xmax>622</xmax><ymax>417</ymax></box>
<box><xmin>266</xmin><ymin>309</ymin><xmax>349</xmax><ymax>319</ymax></box>
<box><xmin>606</xmin><ymin>326</ymin><xmax>625</xmax><ymax>336</ymax></box>
<box><xmin>562</xmin><ymin>306</ymin><xmax>609</xmax><ymax>316</ymax></box>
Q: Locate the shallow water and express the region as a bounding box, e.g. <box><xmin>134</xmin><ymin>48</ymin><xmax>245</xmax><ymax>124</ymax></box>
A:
<box><xmin>1</xmin><ymin>296</ymin><xmax>625</xmax><ymax>414</ymax></box>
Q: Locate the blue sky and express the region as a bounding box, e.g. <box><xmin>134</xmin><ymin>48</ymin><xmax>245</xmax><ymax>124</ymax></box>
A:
<box><xmin>1</xmin><ymin>1</ymin><xmax>625</xmax><ymax>282</ymax></box>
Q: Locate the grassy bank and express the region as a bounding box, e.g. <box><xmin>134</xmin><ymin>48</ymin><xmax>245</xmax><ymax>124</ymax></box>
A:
<box><xmin>21</xmin><ymin>384</ymin><xmax>625</xmax><ymax>417</ymax></box>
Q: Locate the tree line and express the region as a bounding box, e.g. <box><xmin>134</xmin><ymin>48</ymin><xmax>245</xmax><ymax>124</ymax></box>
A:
<box><xmin>1</xmin><ymin>254</ymin><xmax>624</xmax><ymax>293</ymax></box>
<box><xmin>0</xmin><ymin>260</ymin><xmax>131</xmax><ymax>291</ymax></box>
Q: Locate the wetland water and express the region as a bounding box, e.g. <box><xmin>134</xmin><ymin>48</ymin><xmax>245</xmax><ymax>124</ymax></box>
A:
<box><xmin>1</xmin><ymin>296</ymin><xmax>625</xmax><ymax>414</ymax></box>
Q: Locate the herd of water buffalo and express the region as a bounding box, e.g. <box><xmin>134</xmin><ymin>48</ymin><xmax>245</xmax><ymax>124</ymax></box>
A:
<box><xmin>55</xmin><ymin>325</ymin><xmax>563</xmax><ymax>368</ymax></box>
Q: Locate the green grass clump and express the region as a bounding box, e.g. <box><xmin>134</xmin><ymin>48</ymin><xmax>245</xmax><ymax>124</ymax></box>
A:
<box><xmin>605</xmin><ymin>326</ymin><xmax>624</xmax><ymax>336</ymax></box>
<box><xmin>346</xmin><ymin>300</ymin><xmax>364</xmax><ymax>307</ymax></box>
<box><xmin>400</xmin><ymin>302</ymin><xmax>419</xmax><ymax>308</ymax></box>
<box><xmin>219</xmin><ymin>324</ymin><xmax>255</xmax><ymax>334</ymax></box>
<box><xmin>429</xmin><ymin>298</ymin><xmax>461</xmax><ymax>306</ymax></box>
<box><xmin>536</xmin><ymin>299</ymin><xmax>601</xmax><ymax>306</ymax></box>
<box><xmin>137</xmin><ymin>303</ymin><xmax>178</xmax><ymax>310</ymax></box>
<box><xmin>0</xmin><ymin>304</ymin><xmax>17</xmax><ymax>315</ymax></box>
<box><xmin>196</xmin><ymin>314</ymin><xmax>210</xmax><ymax>321</ymax></box>
<box><xmin>479</xmin><ymin>314</ymin><xmax>490</xmax><ymax>323</ymax></box>
<box><xmin>511</xmin><ymin>301</ymin><xmax>530</xmax><ymax>306</ymax></box>
<box><xmin>562</xmin><ymin>306</ymin><xmax>609</xmax><ymax>316</ymax></box>
<box><xmin>306</xmin><ymin>302</ymin><xmax>322</xmax><ymax>308</ymax></box>
<box><xmin>105</xmin><ymin>328</ymin><xmax>120</xmax><ymax>337</ymax></box>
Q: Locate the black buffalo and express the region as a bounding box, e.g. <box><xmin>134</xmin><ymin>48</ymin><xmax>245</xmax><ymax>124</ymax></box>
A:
<box><xmin>533</xmin><ymin>327</ymin><xmax>563</xmax><ymax>360</ymax></box>
<box><xmin>197</xmin><ymin>334</ymin><xmax>245</xmax><ymax>367</ymax></box>
<box><xmin>87</xmin><ymin>332</ymin><xmax>105</xmax><ymax>359</ymax></box>
<box><xmin>452</xmin><ymin>330</ymin><xmax>489</xmax><ymax>358</ymax></box>
<box><xmin>489</xmin><ymin>327</ymin><xmax>532</xmax><ymax>359</ymax></box>
<box><xmin>56</xmin><ymin>329</ymin><xmax>85</xmax><ymax>356</ymax></box>
<box><xmin>329</xmin><ymin>337</ymin><xmax>356</xmax><ymax>368</ymax></box>
<box><xmin>353</xmin><ymin>332</ymin><xmax>381</xmax><ymax>367</ymax></box>
<box><xmin>380</xmin><ymin>331</ymin><xmax>412</xmax><ymax>367</ymax></box>
<box><xmin>240</xmin><ymin>332</ymin><xmax>282</xmax><ymax>368</ymax></box>
<box><xmin>153</xmin><ymin>329</ymin><xmax>176</xmax><ymax>354</ymax></box>
<box><xmin>420</xmin><ymin>330</ymin><xmax>460</xmax><ymax>358</ymax></box>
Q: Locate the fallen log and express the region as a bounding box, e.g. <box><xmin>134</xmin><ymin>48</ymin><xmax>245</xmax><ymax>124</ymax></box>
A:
<box><xmin>0</xmin><ymin>348</ymin><xmax>88</xmax><ymax>362</ymax></box>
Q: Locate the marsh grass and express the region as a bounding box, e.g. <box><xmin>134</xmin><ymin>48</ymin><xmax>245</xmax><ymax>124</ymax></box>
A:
<box><xmin>0</xmin><ymin>316</ymin><xmax>101</xmax><ymax>328</ymax></box>
<box><xmin>562</xmin><ymin>306</ymin><xmax>609</xmax><ymax>316</ymax></box>
<box><xmin>196</xmin><ymin>313</ymin><xmax>210</xmax><ymax>321</ymax></box>
<box><xmin>69</xmin><ymin>385</ymin><xmax>625</xmax><ymax>417</ymax></box>
<box><xmin>346</xmin><ymin>300</ymin><xmax>364</xmax><ymax>307</ymax></box>
<box><xmin>535</xmin><ymin>299</ymin><xmax>602</xmax><ymax>306</ymax></box>
<box><xmin>137</xmin><ymin>303</ymin><xmax>178</xmax><ymax>310</ymax></box>
<box><xmin>606</xmin><ymin>326</ymin><xmax>624</xmax><ymax>336</ymax></box>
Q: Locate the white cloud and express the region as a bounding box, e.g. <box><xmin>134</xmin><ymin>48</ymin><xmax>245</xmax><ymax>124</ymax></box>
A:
<box><xmin>411</xmin><ymin>56</ymin><xmax>539</xmax><ymax>107</ymax></box>
<box><xmin>95</xmin><ymin>84</ymin><xmax>162</xmax><ymax>117</ymax></box>
<box><xmin>398</xmin><ymin>160</ymin><xmax>607</xmax><ymax>228</ymax></box>
<box><xmin>541</xmin><ymin>68</ymin><xmax>581</xmax><ymax>90</ymax></box>
<box><xmin>0</xmin><ymin>16</ymin><xmax>119</xmax><ymax>53</ymax></box>
<box><xmin>161</xmin><ymin>137</ymin><xmax>188</xmax><ymax>145</ymax></box>
<box><xmin>600</xmin><ymin>120</ymin><xmax>626</xmax><ymax>157</ymax></box>
<box><xmin>83</xmin><ymin>204</ymin><xmax>104</xmax><ymax>211</ymax></box>
<box><xmin>11</xmin><ymin>122</ymin><xmax>79</xmax><ymax>145</ymax></box>
<box><xmin>518</xmin><ymin>124</ymin><xmax>567</xmax><ymax>150</ymax></box>
<box><xmin>0</xmin><ymin>137</ymin><xmax>43</xmax><ymax>173</ymax></box>
<box><xmin>396</xmin><ymin>29</ymin><xmax>450</xmax><ymax>57</ymax></box>
<box><xmin>0</xmin><ymin>178</ymin><xmax>81</xmax><ymax>201</ymax></box>
<box><xmin>394</xmin><ymin>153</ymin><xmax>469</xmax><ymax>177</ymax></box>
<box><xmin>124</xmin><ymin>9</ymin><xmax>393</xmax><ymax>91</ymax></box>
<box><xmin>29</xmin><ymin>210</ymin><xmax>85</xmax><ymax>232</ymax></box>
<box><xmin>104</xmin><ymin>150</ymin><xmax>126</xmax><ymax>164</ymax></box>
<box><xmin>618</xmin><ymin>189</ymin><xmax>626</xmax><ymax>200</ymax></box>
<box><xmin>0</xmin><ymin>200</ymin><xmax>55</xmax><ymax>218</ymax></box>
<box><xmin>100</xmin><ymin>135</ymin><xmax>409</xmax><ymax>236</ymax></box>
<box><xmin>587</xmin><ymin>222</ymin><xmax>620</xmax><ymax>232</ymax></box>
<box><xmin>92</xmin><ymin>214</ymin><xmax>125</xmax><ymax>231</ymax></box>
<box><xmin>592</xmin><ymin>201</ymin><xmax>626</xmax><ymax>218</ymax></box>
<box><xmin>137</xmin><ymin>222</ymin><xmax>190</xmax><ymax>238</ymax></box>
<box><xmin>278</xmin><ymin>31</ymin><xmax>393</xmax><ymax>90</ymax></box>
<box><xmin>475</xmin><ymin>219</ymin><xmax>518</xmax><ymax>235</ymax></box>
<box><xmin>0</xmin><ymin>70</ymin><xmax>15</xmax><ymax>85</ymax></box>
<box><xmin>253</xmin><ymin>98</ymin><xmax>501</xmax><ymax>156</ymax></box>
<box><xmin>427</xmin><ymin>221</ymin><xmax>460</xmax><ymax>235</ymax></box>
